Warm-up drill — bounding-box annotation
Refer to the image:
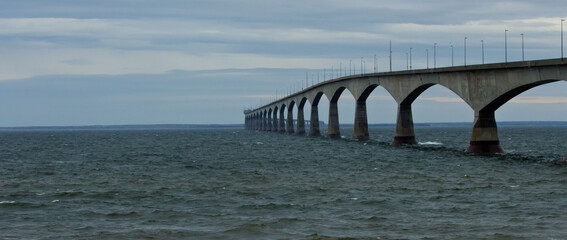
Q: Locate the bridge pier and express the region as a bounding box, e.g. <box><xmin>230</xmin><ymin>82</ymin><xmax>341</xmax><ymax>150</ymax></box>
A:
<box><xmin>262</xmin><ymin>114</ymin><xmax>266</xmax><ymax>131</ymax></box>
<box><xmin>273</xmin><ymin>111</ymin><xmax>278</xmax><ymax>132</ymax></box>
<box><xmin>267</xmin><ymin>113</ymin><xmax>272</xmax><ymax>131</ymax></box>
<box><xmin>392</xmin><ymin>103</ymin><xmax>418</xmax><ymax>145</ymax></box>
<box><xmin>296</xmin><ymin>107</ymin><xmax>306</xmax><ymax>135</ymax></box>
<box><xmin>466</xmin><ymin>110</ymin><xmax>504</xmax><ymax>153</ymax></box>
<box><xmin>286</xmin><ymin>108</ymin><xmax>295</xmax><ymax>134</ymax></box>
<box><xmin>279</xmin><ymin>109</ymin><xmax>286</xmax><ymax>133</ymax></box>
<box><xmin>309</xmin><ymin>104</ymin><xmax>321</xmax><ymax>136</ymax></box>
<box><xmin>327</xmin><ymin>100</ymin><xmax>341</xmax><ymax>138</ymax></box>
<box><xmin>352</xmin><ymin>100</ymin><xmax>370</xmax><ymax>141</ymax></box>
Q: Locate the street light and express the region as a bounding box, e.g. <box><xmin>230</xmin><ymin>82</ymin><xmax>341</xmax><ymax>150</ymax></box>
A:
<box><xmin>505</xmin><ymin>29</ymin><xmax>509</xmax><ymax>63</ymax></box>
<box><xmin>434</xmin><ymin>43</ymin><xmax>437</xmax><ymax>69</ymax></box>
<box><xmin>451</xmin><ymin>44</ymin><xmax>454</xmax><ymax>66</ymax></box>
<box><xmin>464</xmin><ymin>37</ymin><xmax>467</xmax><ymax>66</ymax></box>
<box><xmin>481</xmin><ymin>40</ymin><xmax>484</xmax><ymax>64</ymax></box>
<box><xmin>374</xmin><ymin>54</ymin><xmax>377</xmax><ymax>73</ymax></box>
<box><xmin>389</xmin><ymin>40</ymin><xmax>392</xmax><ymax>72</ymax></box>
<box><xmin>406</xmin><ymin>52</ymin><xmax>408</xmax><ymax>70</ymax></box>
<box><xmin>426</xmin><ymin>49</ymin><xmax>429</xmax><ymax>69</ymax></box>
<box><xmin>520</xmin><ymin>33</ymin><xmax>525</xmax><ymax>62</ymax></box>
<box><xmin>410</xmin><ymin>47</ymin><xmax>413</xmax><ymax>70</ymax></box>
<box><xmin>562</xmin><ymin>19</ymin><xmax>565</xmax><ymax>60</ymax></box>
<box><xmin>360</xmin><ymin>57</ymin><xmax>363</xmax><ymax>74</ymax></box>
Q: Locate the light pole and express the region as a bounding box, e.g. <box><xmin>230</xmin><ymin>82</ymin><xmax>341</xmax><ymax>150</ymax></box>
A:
<box><xmin>520</xmin><ymin>33</ymin><xmax>525</xmax><ymax>62</ymax></box>
<box><xmin>505</xmin><ymin>29</ymin><xmax>508</xmax><ymax>63</ymax></box>
<box><xmin>481</xmin><ymin>40</ymin><xmax>484</xmax><ymax>64</ymax></box>
<box><xmin>410</xmin><ymin>47</ymin><xmax>413</xmax><ymax>70</ymax></box>
<box><xmin>451</xmin><ymin>44</ymin><xmax>454</xmax><ymax>66</ymax></box>
<box><xmin>562</xmin><ymin>19</ymin><xmax>565</xmax><ymax>60</ymax></box>
<box><xmin>464</xmin><ymin>37</ymin><xmax>467</xmax><ymax>66</ymax></box>
<box><xmin>434</xmin><ymin>43</ymin><xmax>437</xmax><ymax>69</ymax></box>
<box><xmin>360</xmin><ymin>57</ymin><xmax>363</xmax><ymax>75</ymax></box>
<box><xmin>406</xmin><ymin>52</ymin><xmax>408</xmax><ymax>70</ymax></box>
<box><xmin>389</xmin><ymin>40</ymin><xmax>392</xmax><ymax>72</ymax></box>
<box><xmin>426</xmin><ymin>49</ymin><xmax>429</xmax><ymax>69</ymax></box>
<box><xmin>374</xmin><ymin>54</ymin><xmax>377</xmax><ymax>73</ymax></box>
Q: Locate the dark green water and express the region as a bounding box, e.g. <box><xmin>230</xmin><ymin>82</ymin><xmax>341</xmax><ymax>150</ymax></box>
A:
<box><xmin>1</xmin><ymin>127</ymin><xmax>566</xmax><ymax>239</ymax></box>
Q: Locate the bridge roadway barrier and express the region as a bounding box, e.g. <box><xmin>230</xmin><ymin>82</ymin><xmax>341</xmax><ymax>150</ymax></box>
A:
<box><xmin>244</xmin><ymin>58</ymin><xmax>567</xmax><ymax>154</ymax></box>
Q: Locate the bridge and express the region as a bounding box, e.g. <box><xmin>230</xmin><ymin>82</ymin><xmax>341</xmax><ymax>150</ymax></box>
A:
<box><xmin>244</xmin><ymin>58</ymin><xmax>567</xmax><ymax>154</ymax></box>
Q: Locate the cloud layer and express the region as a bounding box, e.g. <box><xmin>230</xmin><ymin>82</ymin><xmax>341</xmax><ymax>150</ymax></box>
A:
<box><xmin>0</xmin><ymin>0</ymin><xmax>566</xmax><ymax>126</ymax></box>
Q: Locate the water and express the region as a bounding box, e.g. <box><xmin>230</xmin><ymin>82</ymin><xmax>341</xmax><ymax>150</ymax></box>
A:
<box><xmin>1</xmin><ymin>126</ymin><xmax>566</xmax><ymax>239</ymax></box>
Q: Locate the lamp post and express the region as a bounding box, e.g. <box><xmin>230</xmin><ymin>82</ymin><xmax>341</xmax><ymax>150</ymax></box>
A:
<box><xmin>410</xmin><ymin>47</ymin><xmax>413</xmax><ymax>70</ymax></box>
<box><xmin>451</xmin><ymin>44</ymin><xmax>454</xmax><ymax>66</ymax></box>
<box><xmin>374</xmin><ymin>54</ymin><xmax>377</xmax><ymax>73</ymax></box>
<box><xmin>464</xmin><ymin>37</ymin><xmax>467</xmax><ymax>66</ymax></box>
<box><xmin>360</xmin><ymin>57</ymin><xmax>363</xmax><ymax>75</ymax></box>
<box><xmin>434</xmin><ymin>43</ymin><xmax>437</xmax><ymax>69</ymax></box>
<box><xmin>520</xmin><ymin>33</ymin><xmax>525</xmax><ymax>62</ymax></box>
<box><xmin>426</xmin><ymin>49</ymin><xmax>429</xmax><ymax>69</ymax></box>
<box><xmin>406</xmin><ymin>52</ymin><xmax>408</xmax><ymax>70</ymax></box>
<box><xmin>505</xmin><ymin>29</ymin><xmax>508</xmax><ymax>63</ymax></box>
<box><xmin>481</xmin><ymin>40</ymin><xmax>484</xmax><ymax>64</ymax></box>
<box><xmin>562</xmin><ymin>19</ymin><xmax>565</xmax><ymax>60</ymax></box>
<box><xmin>389</xmin><ymin>40</ymin><xmax>392</xmax><ymax>72</ymax></box>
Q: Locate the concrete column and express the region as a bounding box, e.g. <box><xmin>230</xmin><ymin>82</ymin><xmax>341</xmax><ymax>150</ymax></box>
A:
<box><xmin>279</xmin><ymin>110</ymin><xmax>286</xmax><ymax>133</ymax></box>
<box><xmin>267</xmin><ymin>113</ymin><xmax>272</xmax><ymax>131</ymax></box>
<box><xmin>466</xmin><ymin>110</ymin><xmax>504</xmax><ymax>153</ymax></box>
<box><xmin>273</xmin><ymin>112</ymin><xmax>278</xmax><ymax>132</ymax></box>
<box><xmin>262</xmin><ymin>114</ymin><xmax>267</xmax><ymax>131</ymax></box>
<box><xmin>296</xmin><ymin>107</ymin><xmax>305</xmax><ymax>135</ymax></box>
<box><xmin>352</xmin><ymin>100</ymin><xmax>369</xmax><ymax>141</ymax></box>
<box><xmin>309</xmin><ymin>104</ymin><xmax>321</xmax><ymax>136</ymax></box>
<box><xmin>391</xmin><ymin>104</ymin><xmax>418</xmax><ymax>145</ymax></box>
<box><xmin>327</xmin><ymin>100</ymin><xmax>341</xmax><ymax>138</ymax></box>
<box><xmin>255</xmin><ymin>116</ymin><xmax>259</xmax><ymax>130</ymax></box>
<box><xmin>286</xmin><ymin>109</ymin><xmax>295</xmax><ymax>134</ymax></box>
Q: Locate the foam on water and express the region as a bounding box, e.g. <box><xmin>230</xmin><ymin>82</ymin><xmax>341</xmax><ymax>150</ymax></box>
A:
<box><xmin>419</xmin><ymin>141</ymin><xmax>443</xmax><ymax>145</ymax></box>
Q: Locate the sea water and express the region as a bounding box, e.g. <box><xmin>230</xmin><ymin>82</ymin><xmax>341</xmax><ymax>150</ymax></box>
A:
<box><xmin>1</xmin><ymin>126</ymin><xmax>566</xmax><ymax>239</ymax></box>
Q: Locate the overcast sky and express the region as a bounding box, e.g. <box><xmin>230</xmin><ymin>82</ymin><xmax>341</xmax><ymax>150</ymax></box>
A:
<box><xmin>1</xmin><ymin>0</ymin><xmax>567</xmax><ymax>126</ymax></box>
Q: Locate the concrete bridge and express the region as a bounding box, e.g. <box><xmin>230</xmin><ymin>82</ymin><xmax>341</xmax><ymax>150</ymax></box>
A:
<box><xmin>244</xmin><ymin>58</ymin><xmax>567</xmax><ymax>153</ymax></box>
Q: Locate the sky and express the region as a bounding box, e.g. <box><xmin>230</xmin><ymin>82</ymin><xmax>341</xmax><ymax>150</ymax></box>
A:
<box><xmin>1</xmin><ymin>0</ymin><xmax>567</xmax><ymax>126</ymax></box>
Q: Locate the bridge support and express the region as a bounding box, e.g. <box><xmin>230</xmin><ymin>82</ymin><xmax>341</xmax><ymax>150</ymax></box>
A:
<box><xmin>267</xmin><ymin>113</ymin><xmax>272</xmax><ymax>131</ymax></box>
<box><xmin>286</xmin><ymin>109</ymin><xmax>295</xmax><ymax>134</ymax></box>
<box><xmin>279</xmin><ymin>109</ymin><xmax>286</xmax><ymax>133</ymax></box>
<box><xmin>392</xmin><ymin>103</ymin><xmax>418</xmax><ymax>145</ymax></box>
<box><xmin>466</xmin><ymin>110</ymin><xmax>504</xmax><ymax>153</ymax></box>
<box><xmin>273</xmin><ymin>111</ymin><xmax>278</xmax><ymax>132</ymax></box>
<box><xmin>352</xmin><ymin>100</ymin><xmax>369</xmax><ymax>141</ymax></box>
<box><xmin>309</xmin><ymin>104</ymin><xmax>321</xmax><ymax>136</ymax></box>
<box><xmin>296</xmin><ymin>107</ymin><xmax>306</xmax><ymax>135</ymax></box>
<box><xmin>262</xmin><ymin>114</ymin><xmax>266</xmax><ymax>131</ymax></box>
<box><xmin>328</xmin><ymin>101</ymin><xmax>341</xmax><ymax>138</ymax></box>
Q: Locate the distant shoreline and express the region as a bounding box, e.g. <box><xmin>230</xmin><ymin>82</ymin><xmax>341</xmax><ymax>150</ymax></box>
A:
<box><xmin>1</xmin><ymin>121</ymin><xmax>567</xmax><ymax>131</ymax></box>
